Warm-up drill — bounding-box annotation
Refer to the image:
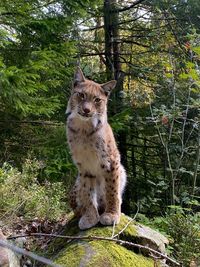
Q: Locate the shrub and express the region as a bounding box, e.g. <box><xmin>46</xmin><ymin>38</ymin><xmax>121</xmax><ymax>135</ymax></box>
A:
<box><xmin>137</xmin><ymin>209</ymin><xmax>200</xmax><ymax>266</ymax></box>
<box><xmin>0</xmin><ymin>159</ymin><xmax>69</xmax><ymax>222</ymax></box>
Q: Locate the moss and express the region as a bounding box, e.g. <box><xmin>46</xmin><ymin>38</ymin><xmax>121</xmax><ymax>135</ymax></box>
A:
<box><xmin>53</xmin><ymin>239</ymin><xmax>154</xmax><ymax>267</ymax></box>
<box><xmin>83</xmin><ymin>214</ymin><xmax>137</xmax><ymax>240</ymax></box>
<box><xmin>54</xmin><ymin>243</ymin><xmax>85</xmax><ymax>267</ymax></box>
<box><xmin>88</xmin><ymin>240</ymin><xmax>154</xmax><ymax>267</ymax></box>
<box><xmin>116</xmin><ymin>214</ymin><xmax>138</xmax><ymax>237</ymax></box>
<box><xmin>44</xmin><ymin>213</ymin><xmax>138</xmax><ymax>258</ymax></box>
<box><xmin>47</xmin><ymin>214</ymin><xmax>164</xmax><ymax>266</ymax></box>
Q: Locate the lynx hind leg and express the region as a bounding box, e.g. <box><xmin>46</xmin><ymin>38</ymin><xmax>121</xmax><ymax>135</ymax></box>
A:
<box><xmin>69</xmin><ymin>184</ymin><xmax>77</xmax><ymax>210</ymax></box>
<box><xmin>69</xmin><ymin>184</ymin><xmax>83</xmax><ymax>218</ymax></box>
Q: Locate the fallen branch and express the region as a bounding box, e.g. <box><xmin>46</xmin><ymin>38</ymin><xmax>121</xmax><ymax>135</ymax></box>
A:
<box><xmin>8</xmin><ymin>233</ymin><xmax>180</xmax><ymax>266</ymax></box>
<box><xmin>0</xmin><ymin>240</ymin><xmax>61</xmax><ymax>267</ymax></box>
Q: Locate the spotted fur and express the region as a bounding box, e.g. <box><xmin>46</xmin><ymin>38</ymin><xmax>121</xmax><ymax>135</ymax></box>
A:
<box><xmin>66</xmin><ymin>67</ymin><xmax>126</xmax><ymax>230</ymax></box>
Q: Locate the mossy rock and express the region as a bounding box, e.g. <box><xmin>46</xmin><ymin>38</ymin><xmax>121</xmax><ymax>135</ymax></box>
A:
<box><xmin>47</xmin><ymin>214</ymin><xmax>168</xmax><ymax>267</ymax></box>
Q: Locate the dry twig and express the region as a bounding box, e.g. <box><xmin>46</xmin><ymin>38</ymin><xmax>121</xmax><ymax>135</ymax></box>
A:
<box><xmin>113</xmin><ymin>206</ymin><xmax>139</xmax><ymax>239</ymax></box>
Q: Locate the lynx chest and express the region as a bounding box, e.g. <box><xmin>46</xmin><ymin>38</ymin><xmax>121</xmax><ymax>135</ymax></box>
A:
<box><xmin>68</xmin><ymin>131</ymin><xmax>105</xmax><ymax>174</ymax></box>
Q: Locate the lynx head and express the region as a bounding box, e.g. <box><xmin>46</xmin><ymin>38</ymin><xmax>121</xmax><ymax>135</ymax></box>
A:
<box><xmin>67</xmin><ymin>67</ymin><xmax>116</xmax><ymax>122</ymax></box>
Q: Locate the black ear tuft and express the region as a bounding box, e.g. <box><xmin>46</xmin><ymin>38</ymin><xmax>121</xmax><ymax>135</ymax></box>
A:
<box><xmin>101</xmin><ymin>80</ymin><xmax>117</xmax><ymax>95</ymax></box>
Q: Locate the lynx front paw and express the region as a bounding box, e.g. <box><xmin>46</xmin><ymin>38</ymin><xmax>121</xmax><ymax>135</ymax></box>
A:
<box><xmin>100</xmin><ymin>212</ymin><xmax>120</xmax><ymax>226</ymax></box>
<box><xmin>79</xmin><ymin>214</ymin><xmax>99</xmax><ymax>230</ymax></box>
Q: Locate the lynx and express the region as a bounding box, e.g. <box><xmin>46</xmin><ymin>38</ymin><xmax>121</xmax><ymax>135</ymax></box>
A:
<box><xmin>66</xmin><ymin>67</ymin><xmax>126</xmax><ymax>230</ymax></box>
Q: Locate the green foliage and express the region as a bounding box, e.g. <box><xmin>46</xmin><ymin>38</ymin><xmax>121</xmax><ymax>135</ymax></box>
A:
<box><xmin>32</xmin><ymin>125</ymin><xmax>77</xmax><ymax>183</ymax></box>
<box><xmin>0</xmin><ymin>122</ymin><xmax>76</xmax><ymax>183</ymax></box>
<box><xmin>0</xmin><ymin>0</ymin><xmax>93</xmax><ymax>119</ymax></box>
<box><xmin>109</xmin><ymin>108</ymin><xmax>132</xmax><ymax>132</ymax></box>
<box><xmin>166</xmin><ymin>212</ymin><xmax>200</xmax><ymax>265</ymax></box>
<box><xmin>0</xmin><ymin>159</ymin><xmax>68</xmax><ymax>221</ymax></box>
<box><xmin>137</xmin><ymin>209</ymin><xmax>200</xmax><ymax>265</ymax></box>
<box><xmin>0</xmin><ymin>40</ymin><xmax>76</xmax><ymax>117</ymax></box>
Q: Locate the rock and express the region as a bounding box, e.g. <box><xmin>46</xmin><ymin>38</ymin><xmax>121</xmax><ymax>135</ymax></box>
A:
<box><xmin>0</xmin><ymin>230</ymin><xmax>9</xmax><ymax>267</ymax></box>
<box><xmin>46</xmin><ymin>214</ymin><xmax>169</xmax><ymax>267</ymax></box>
<box><xmin>135</xmin><ymin>223</ymin><xmax>169</xmax><ymax>253</ymax></box>
<box><xmin>0</xmin><ymin>230</ymin><xmax>21</xmax><ymax>267</ymax></box>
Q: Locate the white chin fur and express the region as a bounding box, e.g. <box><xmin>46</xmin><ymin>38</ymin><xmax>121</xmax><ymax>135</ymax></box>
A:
<box><xmin>77</xmin><ymin>113</ymin><xmax>92</xmax><ymax>121</ymax></box>
<box><xmin>78</xmin><ymin>113</ymin><xmax>100</xmax><ymax>128</ymax></box>
<box><xmin>70</xmin><ymin>111</ymin><xmax>102</xmax><ymax>128</ymax></box>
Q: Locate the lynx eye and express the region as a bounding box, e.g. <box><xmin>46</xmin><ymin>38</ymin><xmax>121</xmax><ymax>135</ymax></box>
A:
<box><xmin>77</xmin><ymin>92</ymin><xmax>85</xmax><ymax>99</ymax></box>
<box><xmin>94</xmin><ymin>97</ymin><xmax>101</xmax><ymax>103</ymax></box>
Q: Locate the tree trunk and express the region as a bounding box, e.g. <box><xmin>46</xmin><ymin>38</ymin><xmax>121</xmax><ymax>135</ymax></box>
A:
<box><xmin>104</xmin><ymin>0</ymin><xmax>113</xmax><ymax>80</ymax></box>
<box><xmin>103</xmin><ymin>0</ymin><xmax>128</xmax><ymax>213</ymax></box>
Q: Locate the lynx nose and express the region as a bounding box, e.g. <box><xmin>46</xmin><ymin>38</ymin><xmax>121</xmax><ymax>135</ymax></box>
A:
<box><xmin>83</xmin><ymin>107</ymin><xmax>91</xmax><ymax>114</ymax></box>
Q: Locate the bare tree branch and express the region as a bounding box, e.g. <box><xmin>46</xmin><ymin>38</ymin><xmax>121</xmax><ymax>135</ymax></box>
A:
<box><xmin>82</xmin><ymin>10</ymin><xmax>151</xmax><ymax>32</ymax></box>
<box><xmin>111</xmin><ymin>0</ymin><xmax>146</xmax><ymax>13</ymax></box>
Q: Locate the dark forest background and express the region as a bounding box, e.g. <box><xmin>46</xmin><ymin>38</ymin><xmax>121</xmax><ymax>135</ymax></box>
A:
<box><xmin>0</xmin><ymin>0</ymin><xmax>199</xmax><ymax>265</ymax></box>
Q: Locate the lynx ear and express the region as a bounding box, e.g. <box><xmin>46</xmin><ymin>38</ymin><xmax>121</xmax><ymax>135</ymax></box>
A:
<box><xmin>74</xmin><ymin>67</ymin><xmax>85</xmax><ymax>85</ymax></box>
<box><xmin>101</xmin><ymin>80</ymin><xmax>117</xmax><ymax>96</ymax></box>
